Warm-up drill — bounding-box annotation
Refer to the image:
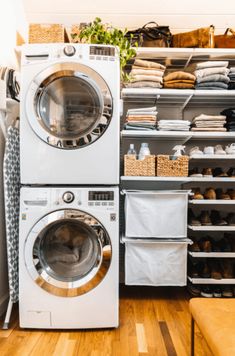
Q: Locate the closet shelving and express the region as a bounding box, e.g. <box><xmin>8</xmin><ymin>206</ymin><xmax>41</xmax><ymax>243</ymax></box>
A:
<box><xmin>121</xmin><ymin>47</ymin><xmax>235</xmax><ymax>291</ymax></box>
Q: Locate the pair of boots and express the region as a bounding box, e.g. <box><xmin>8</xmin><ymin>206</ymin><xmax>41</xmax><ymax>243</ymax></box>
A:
<box><xmin>188</xmin><ymin>209</ymin><xmax>235</xmax><ymax>226</ymax></box>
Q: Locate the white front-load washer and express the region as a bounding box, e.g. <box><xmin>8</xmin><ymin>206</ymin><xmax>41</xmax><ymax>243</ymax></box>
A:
<box><xmin>19</xmin><ymin>186</ymin><xmax>119</xmax><ymax>329</ymax></box>
<box><xmin>20</xmin><ymin>44</ymin><xmax>120</xmax><ymax>185</ymax></box>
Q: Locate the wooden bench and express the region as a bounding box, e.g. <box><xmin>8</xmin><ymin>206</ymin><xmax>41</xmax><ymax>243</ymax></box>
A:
<box><xmin>190</xmin><ymin>298</ymin><xmax>235</xmax><ymax>356</ymax></box>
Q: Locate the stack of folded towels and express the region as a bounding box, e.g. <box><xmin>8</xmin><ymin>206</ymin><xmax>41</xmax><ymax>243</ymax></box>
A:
<box><xmin>126</xmin><ymin>59</ymin><xmax>166</xmax><ymax>88</ymax></box>
<box><xmin>221</xmin><ymin>108</ymin><xmax>235</xmax><ymax>132</ymax></box>
<box><xmin>124</xmin><ymin>106</ymin><xmax>158</xmax><ymax>131</ymax></box>
<box><xmin>157</xmin><ymin>120</ymin><xmax>191</xmax><ymax>131</ymax></box>
<box><xmin>191</xmin><ymin>113</ymin><xmax>227</xmax><ymax>132</ymax></box>
<box><xmin>228</xmin><ymin>68</ymin><xmax>235</xmax><ymax>90</ymax></box>
<box><xmin>195</xmin><ymin>61</ymin><xmax>230</xmax><ymax>90</ymax></box>
<box><xmin>163</xmin><ymin>71</ymin><xmax>196</xmax><ymax>89</ymax></box>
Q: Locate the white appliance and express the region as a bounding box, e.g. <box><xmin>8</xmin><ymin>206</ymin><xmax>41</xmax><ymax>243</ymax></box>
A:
<box><xmin>20</xmin><ymin>44</ymin><xmax>120</xmax><ymax>185</ymax></box>
<box><xmin>19</xmin><ymin>186</ymin><xmax>119</xmax><ymax>329</ymax></box>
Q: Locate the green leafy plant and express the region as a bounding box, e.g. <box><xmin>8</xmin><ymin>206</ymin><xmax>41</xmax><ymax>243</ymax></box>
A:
<box><xmin>75</xmin><ymin>17</ymin><xmax>137</xmax><ymax>81</ymax></box>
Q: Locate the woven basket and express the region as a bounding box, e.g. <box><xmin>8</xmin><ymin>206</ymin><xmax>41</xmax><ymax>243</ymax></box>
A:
<box><xmin>156</xmin><ymin>155</ymin><xmax>189</xmax><ymax>177</ymax></box>
<box><xmin>29</xmin><ymin>24</ymin><xmax>67</xmax><ymax>43</ymax></box>
<box><xmin>124</xmin><ymin>155</ymin><xmax>155</xmax><ymax>176</ymax></box>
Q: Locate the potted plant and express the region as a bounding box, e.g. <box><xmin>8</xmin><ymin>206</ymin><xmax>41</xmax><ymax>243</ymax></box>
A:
<box><xmin>72</xmin><ymin>17</ymin><xmax>137</xmax><ymax>82</ymax></box>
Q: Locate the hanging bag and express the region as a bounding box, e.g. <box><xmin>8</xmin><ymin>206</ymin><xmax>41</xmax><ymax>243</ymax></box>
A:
<box><xmin>172</xmin><ymin>25</ymin><xmax>215</xmax><ymax>48</ymax></box>
<box><xmin>215</xmin><ymin>28</ymin><xmax>235</xmax><ymax>48</ymax></box>
<box><xmin>126</xmin><ymin>22</ymin><xmax>172</xmax><ymax>47</ymax></box>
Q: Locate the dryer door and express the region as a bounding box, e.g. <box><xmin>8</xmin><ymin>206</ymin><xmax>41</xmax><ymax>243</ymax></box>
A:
<box><xmin>26</xmin><ymin>63</ymin><xmax>113</xmax><ymax>149</ymax></box>
<box><xmin>24</xmin><ymin>209</ymin><xmax>112</xmax><ymax>297</ymax></box>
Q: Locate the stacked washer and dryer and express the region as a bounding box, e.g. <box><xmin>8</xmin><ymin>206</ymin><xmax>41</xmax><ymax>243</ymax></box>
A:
<box><xmin>19</xmin><ymin>43</ymin><xmax>120</xmax><ymax>328</ymax></box>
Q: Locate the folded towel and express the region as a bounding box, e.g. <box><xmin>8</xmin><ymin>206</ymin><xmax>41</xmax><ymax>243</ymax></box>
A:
<box><xmin>164</xmin><ymin>82</ymin><xmax>195</xmax><ymax>89</ymax></box>
<box><xmin>132</xmin><ymin>65</ymin><xmax>165</xmax><ymax>72</ymax></box>
<box><xmin>195</xmin><ymin>67</ymin><xmax>229</xmax><ymax>78</ymax></box>
<box><xmin>193</xmin><ymin>114</ymin><xmax>226</xmax><ymax>122</ymax></box>
<box><xmin>134</xmin><ymin>59</ymin><xmax>166</xmax><ymax>70</ymax></box>
<box><xmin>130</xmin><ymin>69</ymin><xmax>164</xmax><ymax>76</ymax></box>
<box><xmin>196</xmin><ymin>74</ymin><xmax>230</xmax><ymax>84</ymax></box>
<box><xmin>196</xmin><ymin>61</ymin><xmax>229</xmax><ymax>69</ymax></box>
<box><xmin>191</xmin><ymin>127</ymin><xmax>227</xmax><ymax>132</ymax></box>
<box><xmin>196</xmin><ymin>82</ymin><xmax>228</xmax><ymax>89</ymax></box>
<box><xmin>164</xmin><ymin>71</ymin><xmax>196</xmax><ymax>82</ymax></box>
<box><xmin>125</xmin><ymin>81</ymin><xmax>163</xmax><ymax>88</ymax></box>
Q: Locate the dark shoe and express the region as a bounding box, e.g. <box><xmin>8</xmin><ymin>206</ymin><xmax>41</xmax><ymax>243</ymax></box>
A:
<box><xmin>201</xmin><ymin>286</ymin><xmax>213</xmax><ymax>298</ymax></box>
<box><xmin>216</xmin><ymin>188</ymin><xmax>231</xmax><ymax>200</ymax></box>
<box><xmin>189</xmin><ymin>168</ymin><xmax>203</xmax><ymax>177</ymax></box>
<box><xmin>198</xmin><ymin>237</ymin><xmax>212</xmax><ymax>252</ymax></box>
<box><xmin>213</xmin><ymin>167</ymin><xmax>228</xmax><ymax>177</ymax></box>
<box><xmin>227</xmin><ymin>167</ymin><xmax>235</xmax><ymax>177</ymax></box>
<box><xmin>227</xmin><ymin>189</ymin><xmax>235</xmax><ymax>199</ymax></box>
<box><xmin>228</xmin><ymin>234</ymin><xmax>235</xmax><ymax>252</ymax></box>
<box><xmin>188</xmin><ymin>209</ymin><xmax>201</xmax><ymax>226</ymax></box>
<box><xmin>202</xmin><ymin>168</ymin><xmax>213</xmax><ymax>177</ymax></box>
<box><xmin>192</xmin><ymin>187</ymin><xmax>204</xmax><ymax>200</ymax></box>
<box><xmin>208</xmin><ymin>261</ymin><xmax>222</xmax><ymax>279</ymax></box>
<box><xmin>187</xmin><ymin>283</ymin><xmax>201</xmax><ymax>297</ymax></box>
<box><xmin>200</xmin><ymin>262</ymin><xmax>211</xmax><ymax>278</ymax></box>
<box><xmin>204</xmin><ymin>188</ymin><xmax>216</xmax><ymax>200</ymax></box>
<box><xmin>213</xmin><ymin>287</ymin><xmax>222</xmax><ymax>298</ymax></box>
<box><xmin>221</xmin><ymin>260</ymin><xmax>234</xmax><ymax>278</ymax></box>
<box><xmin>222</xmin><ymin>286</ymin><xmax>233</xmax><ymax>297</ymax></box>
<box><xmin>189</xmin><ymin>241</ymin><xmax>201</xmax><ymax>252</ymax></box>
<box><xmin>218</xmin><ymin>236</ymin><xmax>232</xmax><ymax>252</ymax></box>
<box><xmin>210</xmin><ymin>210</ymin><xmax>228</xmax><ymax>226</ymax></box>
<box><xmin>189</xmin><ymin>263</ymin><xmax>201</xmax><ymax>278</ymax></box>
<box><xmin>211</xmin><ymin>239</ymin><xmax>221</xmax><ymax>252</ymax></box>
<box><xmin>226</xmin><ymin>213</ymin><xmax>235</xmax><ymax>226</ymax></box>
<box><xmin>199</xmin><ymin>210</ymin><xmax>212</xmax><ymax>226</ymax></box>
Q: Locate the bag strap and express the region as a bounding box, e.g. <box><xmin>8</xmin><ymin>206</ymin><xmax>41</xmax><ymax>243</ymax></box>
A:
<box><xmin>224</xmin><ymin>28</ymin><xmax>235</xmax><ymax>36</ymax></box>
<box><xmin>142</xmin><ymin>22</ymin><xmax>159</xmax><ymax>29</ymax></box>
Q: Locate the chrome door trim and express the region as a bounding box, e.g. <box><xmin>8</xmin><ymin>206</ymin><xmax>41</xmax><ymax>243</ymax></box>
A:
<box><xmin>26</xmin><ymin>62</ymin><xmax>113</xmax><ymax>149</ymax></box>
<box><xmin>24</xmin><ymin>209</ymin><xmax>112</xmax><ymax>297</ymax></box>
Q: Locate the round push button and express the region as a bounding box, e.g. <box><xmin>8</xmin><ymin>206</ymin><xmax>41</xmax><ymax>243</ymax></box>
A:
<box><xmin>63</xmin><ymin>45</ymin><xmax>76</xmax><ymax>56</ymax></box>
<box><xmin>62</xmin><ymin>191</ymin><xmax>74</xmax><ymax>203</ymax></box>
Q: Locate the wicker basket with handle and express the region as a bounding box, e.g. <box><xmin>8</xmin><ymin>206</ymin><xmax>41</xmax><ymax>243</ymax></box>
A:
<box><xmin>124</xmin><ymin>155</ymin><xmax>155</xmax><ymax>176</ymax></box>
<box><xmin>29</xmin><ymin>24</ymin><xmax>68</xmax><ymax>43</ymax></box>
<box><xmin>156</xmin><ymin>155</ymin><xmax>189</xmax><ymax>177</ymax></box>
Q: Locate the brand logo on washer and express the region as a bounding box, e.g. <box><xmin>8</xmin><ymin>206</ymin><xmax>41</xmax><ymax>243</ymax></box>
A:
<box><xmin>110</xmin><ymin>213</ymin><xmax>116</xmax><ymax>221</ymax></box>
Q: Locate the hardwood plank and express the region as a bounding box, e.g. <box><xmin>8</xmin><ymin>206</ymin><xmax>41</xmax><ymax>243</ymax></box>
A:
<box><xmin>159</xmin><ymin>321</ymin><xmax>177</xmax><ymax>356</ymax></box>
<box><xmin>136</xmin><ymin>323</ymin><xmax>148</xmax><ymax>353</ymax></box>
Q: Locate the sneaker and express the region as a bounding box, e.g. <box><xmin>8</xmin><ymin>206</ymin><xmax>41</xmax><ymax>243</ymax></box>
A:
<box><xmin>189</xmin><ymin>240</ymin><xmax>201</xmax><ymax>252</ymax></box>
<box><xmin>208</xmin><ymin>261</ymin><xmax>222</xmax><ymax>279</ymax></box>
<box><xmin>204</xmin><ymin>187</ymin><xmax>216</xmax><ymax>200</ymax></box>
<box><xmin>221</xmin><ymin>260</ymin><xmax>234</xmax><ymax>278</ymax></box>
<box><xmin>204</xmin><ymin>146</ymin><xmax>214</xmax><ymax>155</ymax></box>
<box><xmin>225</xmin><ymin>143</ymin><xmax>235</xmax><ymax>155</ymax></box>
<box><xmin>210</xmin><ymin>210</ymin><xmax>228</xmax><ymax>226</ymax></box>
<box><xmin>201</xmin><ymin>286</ymin><xmax>213</xmax><ymax>298</ymax></box>
<box><xmin>227</xmin><ymin>189</ymin><xmax>235</xmax><ymax>199</ymax></box>
<box><xmin>222</xmin><ymin>286</ymin><xmax>233</xmax><ymax>297</ymax></box>
<box><xmin>188</xmin><ymin>209</ymin><xmax>201</xmax><ymax>226</ymax></box>
<box><xmin>227</xmin><ymin>167</ymin><xmax>235</xmax><ymax>178</ymax></box>
<box><xmin>213</xmin><ymin>167</ymin><xmax>228</xmax><ymax>177</ymax></box>
<box><xmin>198</xmin><ymin>237</ymin><xmax>212</xmax><ymax>252</ymax></box>
<box><xmin>187</xmin><ymin>283</ymin><xmax>201</xmax><ymax>297</ymax></box>
<box><xmin>213</xmin><ymin>286</ymin><xmax>222</xmax><ymax>298</ymax></box>
<box><xmin>189</xmin><ymin>146</ymin><xmax>203</xmax><ymax>157</ymax></box>
<box><xmin>214</xmin><ymin>145</ymin><xmax>226</xmax><ymax>155</ymax></box>
<box><xmin>202</xmin><ymin>168</ymin><xmax>213</xmax><ymax>177</ymax></box>
<box><xmin>226</xmin><ymin>213</ymin><xmax>235</xmax><ymax>226</ymax></box>
<box><xmin>189</xmin><ymin>168</ymin><xmax>203</xmax><ymax>177</ymax></box>
<box><xmin>215</xmin><ymin>188</ymin><xmax>231</xmax><ymax>200</ymax></box>
<box><xmin>199</xmin><ymin>210</ymin><xmax>212</xmax><ymax>226</ymax></box>
<box><xmin>192</xmin><ymin>187</ymin><xmax>204</xmax><ymax>200</ymax></box>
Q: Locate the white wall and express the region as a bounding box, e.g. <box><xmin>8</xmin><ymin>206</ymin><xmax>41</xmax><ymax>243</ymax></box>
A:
<box><xmin>22</xmin><ymin>0</ymin><xmax>235</xmax><ymax>33</ymax></box>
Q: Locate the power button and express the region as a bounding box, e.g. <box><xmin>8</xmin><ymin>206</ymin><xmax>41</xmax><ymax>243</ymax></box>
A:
<box><xmin>62</xmin><ymin>191</ymin><xmax>74</xmax><ymax>203</ymax></box>
<box><xmin>63</xmin><ymin>45</ymin><xmax>76</xmax><ymax>56</ymax></box>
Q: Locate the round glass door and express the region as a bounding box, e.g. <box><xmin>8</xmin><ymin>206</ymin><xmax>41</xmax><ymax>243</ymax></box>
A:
<box><xmin>26</xmin><ymin>63</ymin><xmax>113</xmax><ymax>149</ymax></box>
<box><xmin>25</xmin><ymin>210</ymin><xmax>112</xmax><ymax>297</ymax></box>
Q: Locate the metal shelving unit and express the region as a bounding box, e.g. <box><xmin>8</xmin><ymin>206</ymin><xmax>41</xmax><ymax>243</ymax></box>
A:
<box><xmin>189</xmin><ymin>251</ymin><xmax>235</xmax><ymax>258</ymax></box>
<box><xmin>189</xmin><ymin>200</ymin><xmax>235</xmax><ymax>205</ymax></box>
<box><xmin>188</xmin><ymin>225</ymin><xmax>235</xmax><ymax>231</ymax></box>
<box><xmin>188</xmin><ymin>277</ymin><xmax>235</xmax><ymax>285</ymax></box>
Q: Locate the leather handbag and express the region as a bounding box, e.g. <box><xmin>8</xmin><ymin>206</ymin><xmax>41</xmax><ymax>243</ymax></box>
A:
<box><xmin>172</xmin><ymin>26</ymin><xmax>215</xmax><ymax>48</ymax></box>
<box><xmin>215</xmin><ymin>28</ymin><xmax>235</xmax><ymax>48</ymax></box>
<box><xmin>125</xmin><ymin>22</ymin><xmax>172</xmax><ymax>47</ymax></box>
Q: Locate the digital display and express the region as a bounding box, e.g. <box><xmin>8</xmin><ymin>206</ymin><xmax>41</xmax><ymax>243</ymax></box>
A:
<box><xmin>89</xmin><ymin>191</ymin><xmax>114</xmax><ymax>201</ymax></box>
<box><xmin>90</xmin><ymin>46</ymin><xmax>115</xmax><ymax>57</ymax></box>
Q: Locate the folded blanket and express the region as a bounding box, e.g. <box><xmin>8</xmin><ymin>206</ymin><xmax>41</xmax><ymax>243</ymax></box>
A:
<box><xmin>124</xmin><ymin>123</ymin><xmax>156</xmax><ymax>130</ymax></box>
<box><xmin>163</xmin><ymin>79</ymin><xmax>195</xmax><ymax>84</ymax></box>
<box><xmin>196</xmin><ymin>61</ymin><xmax>229</xmax><ymax>69</ymax></box>
<box><xmin>130</xmin><ymin>69</ymin><xmax>164</xmax><ymax>76</ymax></box>
<box><xmin>164</xmin><ymin>71</ymin><xmax>196</xmax><ymax>82</ymax></box>
<box><xmin>132</xmin><ymin>65</ymin><xmax>165</xmax><ymax>72</ymax></box>
<box><xmin>134</xmin><ymin>59</ymin><xmax>166</xmax><ymax>70</ymax></box>
<box><xmin>195</xmin><ymin>67</ymin><xmax>229</xmax><ymax>78</ymax></box>
<box><xmin>196</xmin><ymin>74</ymin><xmax>230</xmax><ymax>84</ymax></box>
<box><xmin>131</xmin><ymin>75</ymin><xmax>163</xmax><ymax>83</ymax></box>
<box><xmin>196</xmin><ymin>82</ymin><xmax>228</xmax><ymax>89</ymax></box>
<box><xmin>125</xmin><ymin>81</ymin><xmax>163</xmax><ymax>88</ymax></box>
<box><xmin>164</xmin><ymin>82</ymin><xmax>195</xmax><ymax>89</ymax></box>
<box><xmin>158</xmin><ymin>120</ymin><xmax>191</xmax><ymax>125</ymax></box>
<box><xmin>195</xmin><ymin>86</ymin><xmax>226</xmax><ymax>90</ymax></box>
<box><xmin>191</xmin><ymin>127</ymin><xmax>227</xmax><ymax>132</ymax></box>
<box><xmin>193</xmin><ymin>114</ymin><xmax>226</xmax><ymax>122</ymax></box>
<box><xmin>127</xmin><ymin>116</ymin><xmax>156</xmax><ymax>121</ymax></box>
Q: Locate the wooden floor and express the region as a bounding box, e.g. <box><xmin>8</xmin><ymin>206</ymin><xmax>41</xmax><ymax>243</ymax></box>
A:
<box><xmin>0</xmin><ymin>286</ymin><xmax>212</xmax><ymax>356</ymax></box>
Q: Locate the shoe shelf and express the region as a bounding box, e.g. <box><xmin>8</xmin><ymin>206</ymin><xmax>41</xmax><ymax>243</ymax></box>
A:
<box><xmin>121</xmin><ymin>176</ymin><xmax>235</xmax><ymax>183</ymax></box>
<box><xmin>188</xmin><ymin>225</ymin><xmax>235</xmax><ymax>231</ymax></box>
<box><xmin>121</xmin><ymin>130</ymin><xmax>235</xmax><ymax>142</ymax></box>
<box><xmin>189</xmin><ymin>251</ymin><xmax>235</xmax><ymax>258</ymax></box>
<box><xmin>188</xmin><ymin>277</ymin><xmax>235</xmax><ymax>284</ymax></box>
<box><xmin>189</xmin><ymin>200</ymin><xmax>235</xmax><ymax>205</ymax></box>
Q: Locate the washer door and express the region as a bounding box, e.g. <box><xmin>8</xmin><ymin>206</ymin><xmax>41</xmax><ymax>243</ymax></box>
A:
<box><xmin>26</xmin><ymin>63</ymin><xmax>113</xmax><ymax>149</ymax></box>
<box><xmin>25</xmin><ymin>209</ymin><xmax>112</xmax><ymax>297</ymax></box>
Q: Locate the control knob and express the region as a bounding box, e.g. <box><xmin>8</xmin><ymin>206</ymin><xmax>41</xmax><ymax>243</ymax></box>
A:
<box><xmin>63</xmin><ymin>45</ymin><xmax>76</xmax><ymax>56</ymax></box>
<box><xmin>62</xmin><ymin>191</ymin><xmax>74</xmax><ymax>203</ymax></box>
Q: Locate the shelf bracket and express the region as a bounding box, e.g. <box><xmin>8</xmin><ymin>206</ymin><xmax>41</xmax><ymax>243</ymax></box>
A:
<box><xmin>180</xmin><ymin>94</ymin><xmax>194</xmax><ymax>120</ymax></box>
<box><xmin>184</xmin><ymin>54</ymin><xmax>193</xmax><ymax>70</ymax></box>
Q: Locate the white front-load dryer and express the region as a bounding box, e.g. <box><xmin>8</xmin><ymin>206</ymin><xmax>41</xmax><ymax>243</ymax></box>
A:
<box><xmin>19</xmin><ymin>186</ymin><xmax>119</xmax><ymax>329</ymax></box>
<box><xmin>20</xmin><ymin>44</ymin><xmax>120</xmax><ymax>185</ymax></box>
